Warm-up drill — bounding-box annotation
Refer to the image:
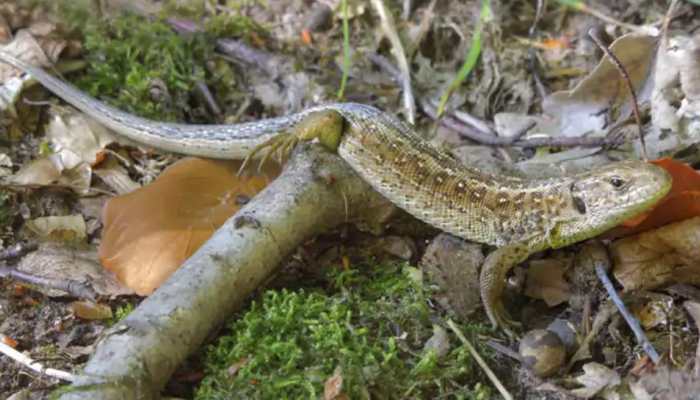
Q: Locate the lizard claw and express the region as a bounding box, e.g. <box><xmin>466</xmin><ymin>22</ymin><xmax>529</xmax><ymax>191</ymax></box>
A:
<box><xmin>238</xmin><ymin>109</ymin><xmax>344</xmax><ymax>176</ymax></box>
<box><xmin>238</xmin><ymin>132</ymin><xmax>299</xmax><ymax>175</ymax></box>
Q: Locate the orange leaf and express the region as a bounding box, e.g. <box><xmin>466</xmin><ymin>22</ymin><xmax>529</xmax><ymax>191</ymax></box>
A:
<box><xmin>612</xmin><ymin>158</ymin><xmax>700</xmax><ymax>237</ymax></box>
<box><xmin>99</xmin><ymin>158</ymin><xmax>280</xmax><ymax>295</ymax></box>
<box><xmin>1</xmin><ymin>334</ymin><xmax>18</xmax><ymax>348</ymax></box>
<box><xmin>301</xmin><ymin>29</ymin><xmax>313</xmax><ymax>45</ymax></box>
<box><xmin>541</xmin><ymin>37</ymin><xmax>570</xmax><ymax>50</ymax></box>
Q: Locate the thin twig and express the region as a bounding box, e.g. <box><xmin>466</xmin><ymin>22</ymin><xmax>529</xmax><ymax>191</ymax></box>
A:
<box><xmin>367</xmin><ymin>53</ymin><xmax>401</xmax><ymax>83</ymax></box>
<box><xmin>406</xmin><ymin>0</ymin><xmax>437</xmax><ymax>58</ymax></box>
<box><xmin>568</xmin><ymin>2</ymin><xmax>659</xmax><ymax>36</ymax></box>
<box><xmin>370</xmin><ymin>0</ymin><xmax>416</xmax><ymax>123</ymax></box>
<box><xmin>565</xmin><ymin>302</ymin><xmax>615</xmax><ymax>373</ymax></box>
<box><xmin>587</xmin><ymin>29</ymin><xmax>648</xmax><ymax>160</ymax></box>
<box><xmin>528</xmin><ymin>0</ymin><xmax>547</xmax><ymax>100</ymax></box>
<box><xmin>446</xmin><ymin>319</ymin><xmax>513</xmax><ymax>400</ymax></box>
<box><xmin>486</xmin><ymin>339</ymin><xmax>522</xmax><ymax>361</ymax></box>
<box><xmin>337</xmin><ymin>0</ymin><xmax>351</xmax><ymax>99</ymax></box>
<box><xmin>0</xmin><ymin>266</ymin><xmax>97</xmax><ymax>301</ymax></box>
<box><xmin>451</xmin><ymin>108</ymin><xmax>496</xmax><ymax>136</ymax></box>
<box><xmin>402</xmin><ymin>0</ymin><xmax>413</xmax><ymax>20</ymax></box>
<box><xmin>594</xmin><ymin>264</ymin><xmax>660</xmax><ymax>364</ymax></box>
<box><xmin>0</xmin><ymin>336</ymin><xmax>76</xmax><ymax>382</ymax></box>
<box><xmin>194</xmin><ymin>81</ymin><xmax>222</xmax><ymax>119</ymax></box>
<box><xmin>215</xmin><ymin>38</ymin><xmax>278</xmax><ymax>77</ymax></box>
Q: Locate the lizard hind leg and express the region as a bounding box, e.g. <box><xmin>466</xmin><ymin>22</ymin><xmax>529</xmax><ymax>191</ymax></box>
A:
<box><xmin>238</xmin><ymin>109</ymin><xmax>345</xmax><ymax>175</ymax></box>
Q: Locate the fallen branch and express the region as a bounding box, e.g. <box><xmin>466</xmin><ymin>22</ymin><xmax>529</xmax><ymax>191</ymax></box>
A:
<box><xmin>57</xmin><ymin>145</ymin><xmax>388</xmax><ymax>400</ymax></box>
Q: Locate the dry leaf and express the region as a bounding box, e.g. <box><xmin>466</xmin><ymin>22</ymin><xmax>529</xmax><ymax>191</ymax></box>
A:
<box><xmin>571</xmin><ymin>362</ymin><xmax>621</xmax><ymax>399</ymax></box>
<box><xmin>71</xmin><ymin>301</ymin><xmax>112</xmax><ymax>320</ymax></box>
<box><xmin>652</xmin><ymin>35</ymin><xmax>700</xmax><ymax>123</ymax></box>
<box><xmin>630</xmin><ymin>297</ymin><xmax>671</xmax><ymax>330</ymax></box>
<box><xmin>1</xmin><ymin>334</ymin><xmax>17</xmax><ymax>348</ymax></box>
<box><xmin>227</xmin><ymin>357</ymin><xmax>249</xmax><ymax>378</ymax></box>
<box><xmin>46</xmin><ymin>106</ymin><xmax>115</xmax><ymax>169</ymax></box>
<box><xmin>25</xmin><ymin>215</ymin><xmax>87</xmax><ymax>242</ymax></box>
<box><xmin>8</xmin><ymin>157</ymin><xmax>61</xmax><ymax>186</ymax></box>
<box><xmin>0</xmin><ymin>29</ymin><xmax>58</xmax><ymax>81</ymax></box>
<box><xmin>423</xmin><ymin>324</ymin><xmax>450</xmax><ymax>359</ymax></box>
<box><xmin>541</xmin><ymin>34</ymin><xmax>656</xmax><ymax>138</ymax></box>
<box><xmin>324</xmin><ymin>367</ymin><xmax>345</xmax><ymax>400</ymax></box>
<box><xmin>16</xmin><ymin>242</ymin><xmax>132</xmax><ymax>297</ymax></box>
<box><xmin>100</xmin><ymin>158</ymin><xmax>280</xmax><ymax>295</ymax></box>
<box><xmin>684</xmin><ymin>301</ymin><xmax>700</xmax><ymax>332</ymax></box>
<box><xmin>611</xmin><ymin>217</ymin><xmax>700</xmax><ymax>291</ymax></box>
<box><xmin>525</xmin><ymin>259</ymin><xmax>571</xmax><ymax>306</ymax></box>
<box><xmin>6</xmin><ymin>153</ymin><xmax>93</xmax><ymax>193</ymax></box>
<box><xmin>93</xmin><ymin>158</ymin><xmax>140</xmax><ymax>195</ymax></box>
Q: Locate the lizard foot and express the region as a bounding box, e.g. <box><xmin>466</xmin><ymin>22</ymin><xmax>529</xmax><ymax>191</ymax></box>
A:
<box><xmin>487</xmin><ymin>299</ymin><xmax>522</xmax><ymax>338</ymax></box>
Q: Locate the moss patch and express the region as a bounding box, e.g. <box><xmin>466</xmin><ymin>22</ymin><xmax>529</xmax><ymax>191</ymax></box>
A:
<box><xmin>196</xmin><ymin>264</ymin><xmax>492</xmax><ymax>399</ymax></box>
<box><xmin>75</xmin><ymin>14</ymin><xmax>211</xmax><ymax>121</ymax></box>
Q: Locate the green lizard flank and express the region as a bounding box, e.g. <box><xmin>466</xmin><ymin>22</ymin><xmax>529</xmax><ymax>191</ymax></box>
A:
<box><xmin>0</xmin><ymin>51</ymin><xmax>672</xmax><ymax>334</ymax></box>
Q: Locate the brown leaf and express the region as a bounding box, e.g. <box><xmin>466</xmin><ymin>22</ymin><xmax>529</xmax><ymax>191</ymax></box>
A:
<box><xmin>71</xmin><ymin>301</ymin><xmax>112</xmax><ymax>320</ymax></box>
<box><xmin>611</xmin><ymin>217</ymin><xmax>700</xmax><ymax>291</ymax></box>
<box><xmin>25</xmin><ymin>215</ymin><xmax>87</xmax><ymax>243</ymax></box>
<box><xmin>16</xmin><ymin>242</ymin><xmax>132</xmax><ymax>297</ymax></box>
<box><xmin>99</xmin><ymin>158</ymin><xmax>280</xmax><ymax>295</ymax></box>
<box><xmin>542</xmin><ymin>34</ymin><xmax>657</xmax><ymax>138</ymax></box>
<box><xmin>524</xmin><ymin>259</ymin><xmax>571</xmax><ymax>306</ymax></box>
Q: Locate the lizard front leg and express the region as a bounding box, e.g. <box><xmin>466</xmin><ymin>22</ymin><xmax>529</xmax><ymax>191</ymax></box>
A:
<box><xmin>480</xmin><ymin>242</ymin><xmax>533</xmax><ymax>336</ymax></box>
<box><xmin>240</xmin><ymin>109</ymin><xmax>345</xmax><ymax>172</ymax></box>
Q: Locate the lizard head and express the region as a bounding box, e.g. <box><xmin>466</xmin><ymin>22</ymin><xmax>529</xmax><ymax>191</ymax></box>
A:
<box><xmin>560</xmin><ymin>160</ymin><xmax>671</xmax><ymax>246</ymax></box>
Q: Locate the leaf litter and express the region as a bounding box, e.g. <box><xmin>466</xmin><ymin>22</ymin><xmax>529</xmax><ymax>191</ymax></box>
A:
<box><xmin>0</xmin><ymin>0</ymin><xmax>700</xmax><ymax>399</ymax></box>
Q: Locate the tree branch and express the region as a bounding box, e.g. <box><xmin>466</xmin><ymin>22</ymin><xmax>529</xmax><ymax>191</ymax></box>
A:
<box><xmin>57</xmin><ymin>145</ymin><xmax>388</xmax><ymax>399</ymax></box>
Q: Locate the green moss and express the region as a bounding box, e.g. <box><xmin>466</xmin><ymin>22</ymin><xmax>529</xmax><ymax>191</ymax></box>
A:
<box><xmin>196</xmin><ymin>264</ymin><xmax>492</xmax><ymax>399</ymax></box>
<box><xmin>74</xmin><ymin>14</ymin><xmax>212</xmax><ymax>121</ymax></box>
<box><xmin>110</xmin><ymin>303</ymin><xmax>135</xmax><ymax>325</ymax></box>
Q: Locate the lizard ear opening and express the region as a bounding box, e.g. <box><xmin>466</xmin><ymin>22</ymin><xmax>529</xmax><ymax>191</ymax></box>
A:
<box><xmin>570</xmin><ymin>182</ymin><xmax>587</xmax><ymax>214</ymax></box>
<box><xmin>572</xmin><ymin>195</ymin><xmax>587</xmax><ymax>214</ymax></box>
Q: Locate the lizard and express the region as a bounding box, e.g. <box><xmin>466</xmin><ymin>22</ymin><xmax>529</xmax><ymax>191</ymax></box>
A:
<box><xmin>0</xmin><ymin>51</ymin><xmax>672</xmax><ymax>334</ymax></box>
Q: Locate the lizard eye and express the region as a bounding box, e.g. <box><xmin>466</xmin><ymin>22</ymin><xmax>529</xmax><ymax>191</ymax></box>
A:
<box><xmin>609</xmin><ymin>176</ymin><xmax>625</xmax><ymax>188</ymax></box>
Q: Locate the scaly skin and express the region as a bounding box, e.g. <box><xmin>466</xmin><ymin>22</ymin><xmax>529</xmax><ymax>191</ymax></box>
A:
<box><xmin>0</xmin><ymin>51</ymin><xmax>672</xmax><ymax>334</ymax></box>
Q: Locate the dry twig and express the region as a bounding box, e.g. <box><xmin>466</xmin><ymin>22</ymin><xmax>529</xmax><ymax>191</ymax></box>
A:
<box><xmin>0</xmin><ymin>337</ymin><xmax>76</xmax><ymax>382</ymax></box>
<box><xmin>447</xmin><ymin>319</ymin><xmax>513</xmax><ymax>400</ymax></box>
<box><xmin>370</xmin><ymin>0</ymin><xmax>416</xmax><ymax>123</ymax></box>
<box><xmin>588</xmin><ymin>29</ymin><xmax>648</xmax><ymax>160</ymax></box>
